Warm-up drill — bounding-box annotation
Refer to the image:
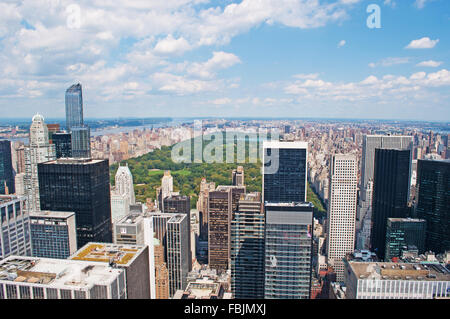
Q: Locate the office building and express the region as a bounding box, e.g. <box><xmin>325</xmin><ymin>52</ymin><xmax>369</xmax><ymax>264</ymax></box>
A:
<box><xmin>70</xmin><ymin>126</ymin><xmax>91</xmax><ymax>158</ymax></box>
<box><xmin>114</xmin><ymin>163</ymin><xmax>135</xmax><ymax>205</ymax></box>
<box><xmin>385</xmin><ymin>218</ymin><xmax>426</xmax><ymax>261</ymax></box>
<box><xmin>154</xmin><ymin>238</ymin><xmax>169</xmax><ymax>299</ymax></box>
<box><xmin>196</xmin><ymin>178</ymin><xmax>215</xmax><ymax>240</ymax></box>
<box><xmin>0</xmin><ymin>140</ymin><xmax>14</xmax><ymax>194</ymax></box>
<box><xmin>0</xmin><ymin>256</ymin><xmax>126</xmax><ymax>299</ymax></box>
<box><xmin>0</xmin><ymin>196</ymin><xmax>32</xmax><ymax>259</ymax></box>
<box><xmin>230</xmin><ymin>192</ymin><xmax>264</xmax><ymax>299</ymax></box>
<box><xmin>14</xmin><ymin>173</ymin><xmax>25</xmax><ymax>196</ymax></box>
<box><xmin>344</xmin><ymin>260</ymin><xmax>450</xmax><ymax>299</ymax></box>
<box><xmin>358</xmin><ymin>135</ymin><xmax>413</xmax><ymax>223</ymax></box>
<box><xmin>371</xmin><ymin>149</ymin><xmax>411</xmax><ymax>260</ymax></box>
<box><xmin>30</xmin><ymin>211</ymin><xmax>77</xmax><ymax>259</ymax></box>
<box><xmin>326</xmin><ymin>154</ymin><xmax>358</xmax><ymax>283</ymax></box>
<box><xmin>232</xmin><ymin>166</ymin><xmax>245</xmax><ymax>187</ymax></box>
<box><xmin>52</xmin><ymin>132</ymin><xmax>72</xmax><ymax>158</ymax></box>
<box><xmin>24</xmin><ymin>114</ymin><xmax>56</xmax><ymax>211</ymax></box>
<box><xmin>113</xmin><ymin>213</ymin><xmax>144</xmax><ymax>245</ymax></box>
<box><xmin>70</xmin><ymin>242</ymin><xmax>151</xmax><ymax>299</ymax></box>
<box><xmin>161</xmin><ymin>170</ymin><xmax>173</xmax><ymax>203</ymax></box>
<box><xmin>110</xmin><ymin>192</ymin><xmax>130</xmax><ymax>223</ymax></box>
<box><xmin>38</xmin><ymin>158</ymin><xmax>112</xmax><ymax>248</ymax></box>
<box><xmin>263</xmin><ymin>141</ymin><xmax>308</xmax><ymax>203</ymax></box>
<box><xmin>416</xmin><ymin>159</ymin><xmax>450</xmax><ymax>254</ymax></box>
<box><xmin>264</xmin><ymin>202</ymin><xmax>314</xmax><ymax>299</ymax></box>
<box><xmin>65</xmin><ymin>83</ymin><xmax>83</xmax><ymax>132</ymax></box>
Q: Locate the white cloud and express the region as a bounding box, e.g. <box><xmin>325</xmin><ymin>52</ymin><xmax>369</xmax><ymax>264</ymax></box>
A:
<box><xmin>416</xmin><ymin>60</ymin><xmax>443</xmax><ymax>68</ymax></box>
<box><xmin>369</xmin><ymin>57</ymin><xmax>411</xmax><ymax>68</ymax></box>
<box><xmin>414</xmin><ymin>0</ymin><xmax>430</xmax><ymax>9</ymax></box>
<box><xmin>284</xmin><ymin>69</ymin><xmax>450</xmax><ymax>102</ymax></box>
<box><xmin>406</xmin><ymin>37</ymin><xmax>439</xmax><ymax>49</ymax></box>
<box><xmin>154</xmin><ymin>34</ymin><xmax>191</xmax><ymax>55</ymax></box>
<box><xmin>338</xmin><ymin>40</ymin><xmax>346</xmax><ymax>48</ymax></box>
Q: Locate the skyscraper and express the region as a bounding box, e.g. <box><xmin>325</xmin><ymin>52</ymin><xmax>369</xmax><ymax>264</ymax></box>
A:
<box><xmin>65</xmin><ymin>83</ymin><xmax>83</xmax><ymax>132</ymax></box>
<box><xmin>263</xmin><ymin>141</ymin><xmax>308</xmax><ymax>203</ymax></box>
<box><xmin>24</xmin><ymin>114</ymin><xmax>56</xmax><ymax>211</ymax></box>
<box><xmin>326</xmin><ymin>154</ymin><xmax>358</xmax><ymax>282</ymax></box>
<box><xmin>65</xmin><ymin>83</ymin><xmax>91</xmax><ymax>158</ymax></box>
<box><xmin>232</xmin><ymin>166</ymin><xmax>245</xmax><ymax>187</ymax></box>
<box><xmin>29</xmin><ymin>210</ymin><xmax>77</xmax><ymax>259</ymax></box>
<box><xmin>114</xmin><ymin>163</ymin><xmax>136</xmax><ymax>205</ymax></box>
<box><xmin>52</xmin><ymin>132</ymin><xmax>72</xmax><ymax>158</ymax></box>
<box><xmin>358</xmin><ymin>135</ymin><xmax>413</xmax><ymax>224</ymax></box>
<box><xmin>0</xmin><ymin>195</ymin><xmax>32</xmax><ymax>259</ymax></box>
<box><xmin>0</xmin><ymin>140</ymin><xmax>14</xmax><ymax>194</ymax></box>
<box><xmin>264</xmin><ymin>202</ymin><xmax>313</xmax><ymax>299</ymax></box>
<box><xmin>38</xmin><ymin>158</ymin><xmax>112</xmax><ymax>248</ymax></box>
<box><xmin>161</xmin><ymin>170</ymin><xmax>173</xmax><ymax>202</ymax></box>
<box><xmin>371</xmin><ymin>149</ymin><xmax>411</xmax><ymax>260</ymax></box>
<box><xmin>416</xmin><ymin>159</ymin><xmax>450</xmax><ymax>254</ymax></box>
<box><xmin>385</xmin><ymin>218</ymin><xmax>426</xmax><ymax>261</ymax></box>
<box><xmin>230</xmin><ymin>192</ymin><xmax>264</xmax><ymax>299</ymax></box>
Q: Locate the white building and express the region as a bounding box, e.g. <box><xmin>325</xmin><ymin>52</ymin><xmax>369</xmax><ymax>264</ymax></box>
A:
<box><xmin>24</xmin><ymin>114</ymin><xmax>56</xmax><ymax>212</ymax></box>
<box><xmin>0</xmin><ymin>196</ymin><xmax>32</xmax><ymax>259</ymax></box>
<box><xmin>326</xmin><ymin>154</ymin><xmax>358</xmax><ymax>283</ymax></box>
<box><xmin>344</xmin><ymin>260</ymin><xmax>450</xmax><ymax>299</ymax></box>
<box><xmin>114</xmin><ymin>163</ymin><xmax>135</xmax><ymax>204</ymax></box>
<box><xmin>0</xmin><ymin>256</ymin><xmax>126</xmax><ymax>299</ymax></box>
<box><xmin>110</xmin><ymin>192</ymin><xmax>130</xmax><ymax>223</ymax></box>
<box><xmin>161</xmin><ymin>170</ymin><xmax>173</xmax><ymax>201</ymax></box>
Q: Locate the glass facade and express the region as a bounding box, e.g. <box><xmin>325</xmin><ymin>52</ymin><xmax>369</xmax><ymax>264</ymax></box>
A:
<box><xmin>0</xmin><ymin>140</ymin><xmax>14</xmax><ymax>194</ymax></box>
<box><xmin>371</xmin><ymin>149</ymin><xmax>411</xmax><ymax>260</ymax></box>
<box><xmin>65</xmin><ymin>83</ymin><xmax>83</xmax><ymax>132</ymax></box>
<box><xmin>263</xmin><ymin>145</ymin><xmax>307</xmax><ymax>203</ymax></box>
<box><xmin>52</xmin><ymin>132</ymin><xmax>72</xmax><ymax>158</ymax></box>
<box><xmin>264</xmin><ymin>203</ymin><xmax>313</xmax><ymax>299</ymax></box>
<box><xmin>231</xmin><ymin>193</ymin><xmax>264</xmax><ymax>299</ymax></box>
<box><xmin>38</xmin><ymin>159</ymin><xmax>112</xmax><ymax>249</ymax></box>
<box><xmin>385</xmin><ymin>218</ymin><xmax>426</xmax><ymax>261</ymax></box>
<box><xmin>416</xmin><ymin>159</ymin><xmax>450</xmax><ymax>254</ymax></box>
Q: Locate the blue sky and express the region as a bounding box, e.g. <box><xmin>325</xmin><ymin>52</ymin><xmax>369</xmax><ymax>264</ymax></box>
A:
<box><xmin>0</xmin><ymin>0</ymin><xmax>449</xmax><ymax>120</ymax></box>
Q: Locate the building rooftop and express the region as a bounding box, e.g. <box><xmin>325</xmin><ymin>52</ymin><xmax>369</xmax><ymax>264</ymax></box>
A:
<box><xmin>0</xmin><ymin>256</ymin><xmax>122</xmax><ymax>289</ymax></box>
<box><xmin>347</xmin><ymin>261</ymin><xmax>450</xmax><ymax>282</ymax></box>
<box><xmin>30</xmin><ymin>210</ymin><xmax>75</xmax><ymax>219</ymax></box>
<box><xmin>264</xmin><ymin>201</ymin><xmax>314</xmax><ymax>208</ymax></box>
<box><xmin>70</xmin><ymin>243</ymin><xmax>146</xmax><ymax>267</ymax></box>
<box><xmin>0</xmin><ymin>195</ymin><xmax>24</xmax><ymax>206</ymax></box>
<box><xmin>263</xmin><ymin>140</ymin><xmax>308</xmax><ymax>149</ymax></box>
<box><xmin>42</xmin><ymin>158</ymin><xmax>104</xmax><ymax>165</ymax></box>
<box><xmin>116</xmin><ymin>213</ymin><xmax>144</xmax><ymax>225</ymax></box>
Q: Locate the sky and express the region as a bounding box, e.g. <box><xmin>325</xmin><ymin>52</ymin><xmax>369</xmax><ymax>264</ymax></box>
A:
<box><xmin>0</xmin><ymin>0</ymin><xmax>449</xmax><ymax>121</ymax></box>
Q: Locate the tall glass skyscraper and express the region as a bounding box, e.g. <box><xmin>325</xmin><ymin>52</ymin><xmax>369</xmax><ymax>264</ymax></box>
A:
<box><xmin>65</xmin><ymin>83</ymin><xmax>83</xmax><ymax>132</ymax></box>
<box><xmin>264</xmin><ymin>202</ymin><xmax>313</xmax><ymax>299</ymax></box>
<box><xmin>416</xmin><ymin>159</ymin><xmax>450</xmax><ymax>254</ymax></box>
<box><xmin>231</xmin><ymin>192</ymin><xmax>264</xmax><ymax>299</ymax></box>
<box><xmin>263</xmin><ymin>141</ymin><xmax>308</xmax><ymax>203</ymax></box>
<box><xmin>37</xmin><ymin>158</ymin><xmax>112</xmax><ymax>248</ymax></box>
<box><xmin>65</xmin><ymin>83</ymin><xmax>91</xmax><ymax>158</ymax></box>
<box><xmin>0</xmin><ymin>140</ymin><xmax>14</xmax><ymax>194</ymax></box>
<box><xmin>385</xmin><ymin>218</ymin><xmax>426</xmax><ymax>261</ymax></box>
<box><xmin>371</xmin><ymin>148</ymin><xmax>411</xmax><ymax>260</ymax></box>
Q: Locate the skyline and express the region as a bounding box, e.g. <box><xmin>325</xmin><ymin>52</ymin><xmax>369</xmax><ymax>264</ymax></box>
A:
<box><xmin>0</xmin><ymin>0</ymin><xmax>449</xmax><ymax>120</ymax></box>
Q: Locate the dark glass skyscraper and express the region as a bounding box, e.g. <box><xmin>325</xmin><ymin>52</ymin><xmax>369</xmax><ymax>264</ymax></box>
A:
<box><xmin>0</xmin><ymin>140</ymin><xmax>14</xmax><ymax>194</ymax></box>
<box><xmin>263</xmin><ymin>141</ymin><xmax>308</xmax><ymax>203</ymax></box>
<box><xmin>65</xmin><ymin>83</ymin><xmax>83</xmax><ymax>132</ymax></box>
<box><xmin>38</xmin><ymin>158</ymin><xmax>112</xmax><ymax>248</ymax></box>
<box><xmin>385</xmin><ymin>218</ymin><xmax>426</xmax><ymax>261</ymax></box>
<box><xmin>231</xmin><ymin>192</ymin><xmax>264</xmax><ymax>299</ymax></box>
<box><xmin>52</xmin><ymin>132</ymin><xmax>72</xmax><ymax>158</ymax></box>
<box><xmin>416</xmin><ymin>159</ymin><xmax>450</xmax><ymax>254</ymax></box>
<box><xmin>371</xmin><ymin>149</ymin><xmax>411</xmax><ymax>260</ymax></box>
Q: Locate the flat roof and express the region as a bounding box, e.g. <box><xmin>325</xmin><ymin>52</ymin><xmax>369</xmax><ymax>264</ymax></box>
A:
<box><xmin>348</xmin><ymin>261</ymin><xmax>450</xmax><ymax>281</ymax></box>
<box><xmin>263</xmin><ymin>140</ymin><xmax>308</xmax><ymax>149</ymax></box>
<box><xmin>30</xmin><ymin>211</ymin><xmax>75</xmax><ymax>219</ymax></box>
<box><xmin>264</xmin><ymin>202</ymin><xmax>314</xmax><ymax>208</ymax></box>
<box><xmin>116</xmin><ymin>213</ymin><xmax>143</xmax><ymax>225</ymax></box>
<box><xmin>42</xmin><ymin>158</ymin><xmax>104</xmax><ymax>165</ymax></box>
<box><xmin>70</xmin><ymin>243</ymin><xmax>146</xmax><ymax>266</ymax></box>
<box><xmin>0</xmin><ymin>256</ymin><xmax>123</xmax><ymax>289</ymax></box>
<box><xmin>0</xmin><ymin>195</ymin><xmax>24</xmax><ymax>206</ymax></box>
